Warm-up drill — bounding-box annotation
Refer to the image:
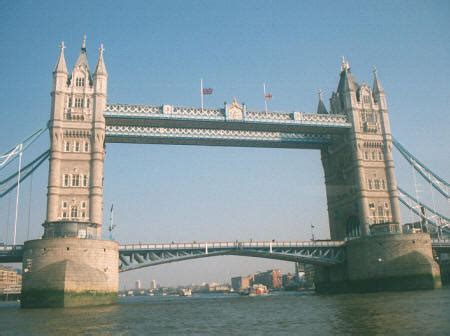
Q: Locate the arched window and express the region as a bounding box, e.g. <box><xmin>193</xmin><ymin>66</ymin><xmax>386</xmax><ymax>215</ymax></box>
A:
<box><xmin>64</xmin><ymin>141</ymin><xmax>70</xmax><ymax>152</ymax></box>
<box><xmin>74</xmin><ymin>142</ymin><xmax>80</xmax><ymax>152</ymax></box>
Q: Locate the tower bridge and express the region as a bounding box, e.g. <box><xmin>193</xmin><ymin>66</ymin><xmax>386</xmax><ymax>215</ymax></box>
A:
<box><xmin>1</xmin><ymin>37</ymin><xmax>448</xmax><ymax>308</ymax></box>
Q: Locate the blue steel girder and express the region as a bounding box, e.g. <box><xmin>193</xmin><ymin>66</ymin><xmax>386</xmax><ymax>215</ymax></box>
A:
<box><xmin>104</xmin><ymin>104</ymin><xmax>351</xmax><ymax>149</ymax></box>
<box><xmin>118</xmin><ymin>241</ymin><xmax>347</xmax><ymax>272</ymax></box>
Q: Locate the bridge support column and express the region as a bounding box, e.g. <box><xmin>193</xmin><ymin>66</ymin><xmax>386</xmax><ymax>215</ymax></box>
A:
<box><xmin>21</xmin><ymin>238</ymin><xmax>118</xmax><ymax>308</ymax></box>
<box><xmin>314</xmin><ymin>234</ymin><xmax>441</xmax><ymax>293</ymax></box>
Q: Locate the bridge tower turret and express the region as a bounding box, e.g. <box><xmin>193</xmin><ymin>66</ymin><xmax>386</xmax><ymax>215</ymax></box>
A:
<box><xmin>21</xmin><ymin>37</ymin><xmax>118</xmax><ymax>308</ymax></box>
<box><xmin>322</xmin><ymin>59</ymin><xmax>402</xmax><ymax>239</ymax></box>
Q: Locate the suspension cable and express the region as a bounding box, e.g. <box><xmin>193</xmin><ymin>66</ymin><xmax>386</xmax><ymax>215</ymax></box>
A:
<box><xmin>0</xmin><ymin>150</ymin><xmax>49</xmax><ymax>199</ymax></box>
<box><xmin>393</xmin><ymin>138</ymin><xmax>449</xmax><ymax>198</ymax></box>
<box><xmin>0</xmin><ymin>127</ymin><xmax>48</xmax><ymax>170</ymax></box>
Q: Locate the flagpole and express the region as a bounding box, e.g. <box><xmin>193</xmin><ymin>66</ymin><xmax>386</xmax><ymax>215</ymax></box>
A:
<box><xmin>200</xmin><ymin>78</ymin><xmax>204</xmax><ymax>111</ymax></box>
<box><xmin>263</xmin><ymin>83</ymin><xmax>268</xmax><ymax>113</ymax></box>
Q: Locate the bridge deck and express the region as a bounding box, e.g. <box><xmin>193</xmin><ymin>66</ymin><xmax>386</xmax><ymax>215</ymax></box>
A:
<box><xmin>3</xmin><ymin>239</ymin><xmax>449</xmax><ymax>271</ymax></box>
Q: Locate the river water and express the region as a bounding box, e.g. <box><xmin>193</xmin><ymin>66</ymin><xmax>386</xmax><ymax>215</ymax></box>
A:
<box><xmin>1</xmin><ymin>288</ymin><xmax>449</xmax><ymax>335</ymax></box>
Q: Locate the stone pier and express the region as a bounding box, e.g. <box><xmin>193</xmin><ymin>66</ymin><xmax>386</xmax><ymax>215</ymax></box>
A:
<box><xmin>21</xmin><ymin>238</ymin><xmax>118</xmax><ymax>308</ymax></box>
<box><xmin>315</xmin><ymin>233</ymin><xmax>441</xmax><ymax>293</ymax></box>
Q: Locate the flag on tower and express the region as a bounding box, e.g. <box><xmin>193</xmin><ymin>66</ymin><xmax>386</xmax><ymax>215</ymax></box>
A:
<box><xmin>264</xmin><ymin>92</ymin><xmax>272</xmax><ymax>100</ymax></box>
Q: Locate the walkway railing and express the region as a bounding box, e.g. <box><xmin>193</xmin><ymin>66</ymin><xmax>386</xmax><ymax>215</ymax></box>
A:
<box><xmin>119</xmin><ymin>240</ymin><xmax>345</xmax><ymax>251</ymax></box>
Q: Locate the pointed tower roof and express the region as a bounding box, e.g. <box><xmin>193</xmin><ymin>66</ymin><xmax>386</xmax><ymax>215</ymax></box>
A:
<box><xmin>372</xmin><ymin>66</ymin><xmax>384</xmax><ymax>94</ymax></box>
<box><xmin>337</xmin><ymin>57</ymin><xmax>359</xmax><ymax>93</ymax></box>
<box><xmin>54</xmin><ymin>41</ymin><xmax>68</xmax><ymax>73</ymax></box>
<box><xmin>74</xmin><ymin>34</ymin><xmax>90</xmax><ymax>70</ymax></box>
<box><xmin>94</xmin><ymin>44</ymin><xmax>107</xmax><ymax>76</ymax></box>
<box><xmin>316</xmin><ymin>90</ymin><xmax>328</xmax><ymax>114</ymax></box>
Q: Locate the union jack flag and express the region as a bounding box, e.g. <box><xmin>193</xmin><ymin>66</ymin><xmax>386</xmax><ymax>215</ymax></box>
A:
<box><xmin>202</xmin><ymin>88</ymin><xmax>213</xmax><ymax>95</ymax></box>
<box><xmin>264</xmin><ymin>93</ymin><xmax>272</xmax><ymax>100</ymax></box>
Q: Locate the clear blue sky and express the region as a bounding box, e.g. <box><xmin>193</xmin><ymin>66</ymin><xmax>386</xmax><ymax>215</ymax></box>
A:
<box><xmin>1</xmin><ymin>1</ymin><xmax>449</xmax><ymax>288</ymax></box>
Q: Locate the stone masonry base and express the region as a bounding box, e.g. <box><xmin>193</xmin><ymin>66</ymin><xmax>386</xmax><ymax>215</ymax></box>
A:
<box><xmin>315</xmin><ymin>233</ymin><xmax>441</xmax><ymax>294</ymax></box>
<box><xmin>21</xmin><ymin>238</ymin><xmax>119</xmax><ymax>308</ymax></box>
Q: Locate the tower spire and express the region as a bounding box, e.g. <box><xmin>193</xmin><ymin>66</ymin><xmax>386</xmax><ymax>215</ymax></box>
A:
<box><xmin>372</xmin><ymin>66</ymin><xmax>384</xmax><ymax>94</ymax></box>
<box><xmin>74</xmin><ymin>34</ymin><xmax>90</xmax><ymax>70</ymax></box>
<box><xmin>81</xmin><ymin>33</ymin><xmax>87</xmax><ymax>52</ymax></box>
<box><xmin>341</xmin><ymin>56</ymin><xmax>350</xmax><ymax>72</ymax></box>
<box><xmin>94</xmin><ymin>43</ymin><xmax>107</xmax><ymax>76</ymax></box>
<box><xmin>316</xmin><ymin>89</ymin><xmax>328</xmax><ymax>114</ymax></box>
<box><xmin>54</xmin><ymin>41</ymin><xmax>68</xmax><ymax>74</ymax></box>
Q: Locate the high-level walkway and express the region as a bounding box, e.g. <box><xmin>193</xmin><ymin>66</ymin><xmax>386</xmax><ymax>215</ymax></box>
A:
<box><xmin>104</xmin><ymin>103</ymin><xmax>351</xmax><ymax>149</ymax></box>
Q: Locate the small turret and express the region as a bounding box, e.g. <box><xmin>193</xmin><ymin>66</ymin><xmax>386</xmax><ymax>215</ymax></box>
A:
<box><xmin>372</xmin><ymin>66</ymin><xmax>387</xmax><ymax>109</ymax></box>
<box><xmin>54</xmin><ymin>41</ymin><xmax>68</xmax><ymax>74</ymax></box>
<box><xmin>372</xmin><ymin>66</ymin><xmax>384</xmax><ymax>94</ymax></box>
<box><xmin>53</xmin><ymin>41</ymin><xmax>68</xmax><ymax>93</ymax></box>
<box><xmin>94</xmin><ymin>44</ymin><xmax>107</xmax><ymax>77</ymax></box>
<box><xmin>316</xmin><ymin>90</ymin><xmax>328</xmax><ymax>114</ymax></box>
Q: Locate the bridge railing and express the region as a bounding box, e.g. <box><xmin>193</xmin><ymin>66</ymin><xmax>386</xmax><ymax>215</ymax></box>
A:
<box><xmin>119</xmin><ymin>240</ymin><xmax>345</xmax><ymax>251</ymax></box>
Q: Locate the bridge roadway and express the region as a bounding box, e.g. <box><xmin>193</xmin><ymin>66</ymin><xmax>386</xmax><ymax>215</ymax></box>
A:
<box><xmin>2</xmin><ymin>239</ymin><xmax>450</xmax><ymax>272</ymax></box>
<box><xmin>104</xmin><ymin>104</ymin><xmax>351</xmax><ymax>149</ymax></box>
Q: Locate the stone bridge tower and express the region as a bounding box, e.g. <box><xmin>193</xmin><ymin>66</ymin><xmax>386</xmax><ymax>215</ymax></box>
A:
<box><xmin>321</xmin><ymin>59</ymin><xmax>402</xmax><ymax>240</ymax></box>
<box><xmin>316</xmin><ymin>59</ymin><xmax>440</xmax><ymax>292</ymax></box>
<box><xmin>45</xmin><ymin>36</ymin><xmax>107</xmax><ymax>239</ymax></box>
<box><xmin>21</xmin><ymin>37</ymin><xmax>118</xmax><ymax>308</ymax></box>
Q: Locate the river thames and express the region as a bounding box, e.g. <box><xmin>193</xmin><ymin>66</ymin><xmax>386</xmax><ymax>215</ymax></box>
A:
<box><xmin>1</xmin><ymin>288</ymin><xmax>449</xmax><ymax>335</ymax></box>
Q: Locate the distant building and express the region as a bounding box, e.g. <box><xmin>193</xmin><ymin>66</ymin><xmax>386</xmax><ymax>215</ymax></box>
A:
<box><xmin>254</xmin><ymin>269</ymin><xmax>282</xmax><ymax>289</ymax></box>
<box><xmin>0</xmin><ymin>266</ymin><xmax>22</xmax><ymax>299</ymax></box>
<box><xmin>206</xmin><ymin>283</ymin><xmax>231</xmax><ymax>292</ymax></box>
<box><xmin>135</xmin><ymin>280</ymin><xmax>141</xmax><ymax>290</ymax></box>
<box><xmin>150</xmin><ymin>279</ymin><xmax>157</xmax><ymax>290</ymax></box>
<box><xmin>231</xmin><ymin>275</ymin><xmax>253</xmax><ymax>291</ymax></box>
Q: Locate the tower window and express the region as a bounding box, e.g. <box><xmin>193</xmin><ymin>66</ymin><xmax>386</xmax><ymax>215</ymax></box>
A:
<box><xmin>68</xmin><ymin>98</ymin><xmax>72</xmax><ymax>107</ymax></box>
<box><xmin>86</xmin><ymin>99</ymin><xmax>90</xmax><ymax>108</ymax></box>
<box><xmin>364</xmin><ymin>152</ymin><xmax>369</xmax><ymax>160</ymax></box>
<box><xmin>62</xmin><ymin>201</ymin><xmax>68</xmax><ymax>208</ymax></box>
<box><xmin>368</xmin><ymin>179</ymin><xmax>373</xmax><ymax>190</ymax></box>
<box><xmin>72</xmin><ymin>174</ymin><xmax>80</xmax><ymax>187</ymax></box>
<box><xmin>63</xmin><ymin>174</ymin><xmax>70</xmax><ymax>187</ymax></box>
<box><xmin>64</xmin><ymin>141</ymin><xmax>70</xmax><ymax>152</ymax></box>
<box><xmin>81</xmin><ymin>212</ymin><xmax>86</xmax><ymax>219</ymax></box>
<box><xmin>377</xmin><ymin>206</ymin><xmax>384</xmax><ymax>217</ymax></box>
<box><xmin>374</xmin><ymin>179</ymin><xmax>380</xmax><ymax>190</ymax></box>
<box><xmin>369</xmin><ymin>202</ymin><xmax>375</xmax><ymax>209</ymax></box>
<box><xmin>75</xmin><ymin>98</ymin><xmax>83</xmax><ymax>108</ymax></box>
<box><xmin>381</xmin><ymin>179</ymin><xmax>386</xmax><ymax>190</ymax></box>
<box><xmin>81</xmin><ymin>201</ymin><xmax>86</xmax><ymax>209</ymax></box>
<box><xmin>84</xmin><ymin>142</ymin><xmax>89</xmax><ymax>152</ymax></box>
<box><xmin>378</xmin><ymin>151</ymin><xmax>383</xmax><ymax>160</ymax></box>
<box><xmin>371</xmin><ymin>152</ymin><xmax>376</xmax><ymax>160</ymax></box>
<box><xmin>74</xmin><ymin>142</ymin><xmax>80</xmax><ymax>152</ymax></box>
<box><xmin>363</xmin><ymin>96</ymin><xmax>370</xmax><ymax>104</ymax></box>
<box><xmin>62</xmin><ymin>211</ymin><xmax>67</xmax><ymax>218</ymax></box>
<box><xmin>71</xmin><ymin>206</ymin><xmax>78</xmax><ymax>218</ymax></box>
<box><xmin>76</xmin><ymin>78</ymin><xmax>85</xmax><ymax>87</ymax></box>
<box><xmin>83</xmin><ymin>175</ymin><xmax>88</xmax><ymax>187</ymax></box>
